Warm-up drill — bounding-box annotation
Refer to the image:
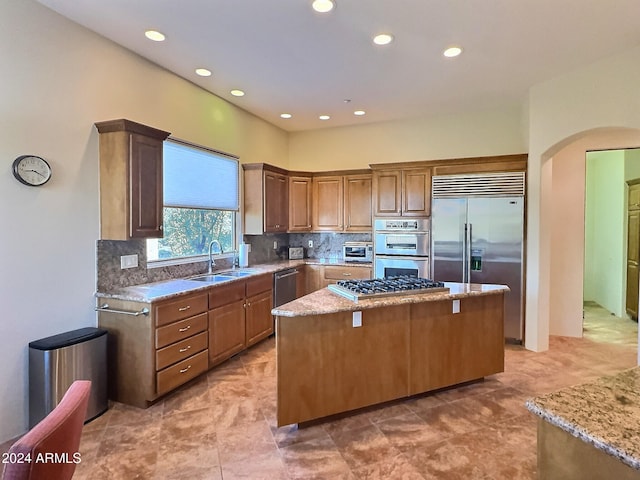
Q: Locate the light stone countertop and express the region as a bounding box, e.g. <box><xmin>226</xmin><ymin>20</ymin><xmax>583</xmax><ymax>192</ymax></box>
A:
<box><xmin>95</xmin><ymin>259</ymin><xmax>371</xmax><ymax>303</ymax></box>
<box><xmin>271</xmin><ymin>282</ymin><xmax>509</xmax><ymax>317</ymax></box>
<box><xmin>526</xmin><ymin>367</ymin><xmax>640</xmax><ymax>470</ymax></box>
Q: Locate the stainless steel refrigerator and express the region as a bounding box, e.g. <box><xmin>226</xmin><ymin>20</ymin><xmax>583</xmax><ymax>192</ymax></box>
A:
<box><xmin>431</xmin><ymin>173</ymin><xmax>525</xmax><ymax>342</ymax></box>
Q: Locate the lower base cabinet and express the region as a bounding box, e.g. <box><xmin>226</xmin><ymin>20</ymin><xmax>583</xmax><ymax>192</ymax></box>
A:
<box><xmin>98</xmin><ymin>274</ymin><xmax>274</xmax><ymax>408</ymax></box>
<box><xmin>208</xmin><ymin>299</ymin><xmax>246</xmax><ymax>366</ymax></box>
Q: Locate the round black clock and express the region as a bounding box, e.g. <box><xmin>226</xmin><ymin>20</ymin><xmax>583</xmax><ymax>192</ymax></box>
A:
<box><xmin>12</xmin><ymin>155</ymin><xmax>52</xmax><ymax>186</ymax></box>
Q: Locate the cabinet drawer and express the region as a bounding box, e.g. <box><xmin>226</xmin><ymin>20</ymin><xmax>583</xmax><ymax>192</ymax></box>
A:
<box><xmin>156</xmin><ymin>331</ymin><xmax>208</xmax><ymax>371</ymax></box>
<box><xmin>155</xmin><ymin>293</ymin><xmax>208</xmax><ymax>327</ymax></box>
<box><xmin>156</xmin><ymin>349</ymin><xmax>208</xmax><ymax>396</ymax></box>
<box><xmin>209</xmin><ymin>281</ymin><xmax>245</xmax><ymax>309</ymax></box>
<box><xmin>246</xmin><ymin>273</ymin><xmax>272</xmax><ymax>297</ymax></box>
<box><xmin>324</xmin><ymin>266</ymin><xmax>372</xmax><ymax>280</ymax></box>
<box><xmin>156</xmin><ymin>313</ymin><xmax>207</xmax><ymax>349</ymax></box>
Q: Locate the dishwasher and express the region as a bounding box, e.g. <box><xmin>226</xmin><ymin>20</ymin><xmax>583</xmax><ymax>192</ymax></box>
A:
<box><xmin>273</xmin><ymin>268</ymin><xmax>299</xmax><ymax>307</ymax></box>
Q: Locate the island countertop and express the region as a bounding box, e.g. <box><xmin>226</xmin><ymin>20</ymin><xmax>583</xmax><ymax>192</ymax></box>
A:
<box><xmin>272</xmin><ymin>282</ymin><xmax>509</xmax><ymax>317</ymax></box>
<box><xmin>526</xmin><ymin>367</ymin><xmax>640</xmax><ymax>471</ymax></box>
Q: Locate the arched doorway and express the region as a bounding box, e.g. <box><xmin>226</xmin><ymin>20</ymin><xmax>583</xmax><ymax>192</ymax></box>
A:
<box><xmin>537</xmin><ymin>127</ymin><xmax>640</xmax><ymax>358</ymax></box>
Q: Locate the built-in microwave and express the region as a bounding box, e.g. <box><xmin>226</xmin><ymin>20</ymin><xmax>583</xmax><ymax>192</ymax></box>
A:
<box><xmin>343</xmin><ymin>242</ymin><xmax>373</xmax><ymax>263</ymax></box>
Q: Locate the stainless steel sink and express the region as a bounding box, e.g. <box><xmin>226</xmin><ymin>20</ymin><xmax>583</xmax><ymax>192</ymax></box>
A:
<box><xmin>187</xmin><ymin>274</ymin><xmax>235</xmax><ymax>283</ymax></box>
<box><xmin>221</xmin><ymin>269</ymin><xmax>259</xmax><ymax>277</ymax></box>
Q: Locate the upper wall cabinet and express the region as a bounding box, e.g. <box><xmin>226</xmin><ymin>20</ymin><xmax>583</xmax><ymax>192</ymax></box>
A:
<box><xmin>312</xmin><ymin>175</ymin><xmax>344</xmax><ymax>231</ymax></box>
<box><xmin>95</xmin><ymin>119</ymin><xmax>171</xmax><ymax>240</ymax></box>
<box><xmin>289</xmin><ymin>176</ymin><xmax>312</xmax><ymax>232</ymax></box>
<box><xmin>244</xmin><ymin>164</ymin><xmax>289</xmax><ymax>234</ymax></box>
<box><xmin>373</xmin><ymin>168</ymin><xmax>431</xmax><ymax>217</ymax></box>
<box><xmin>344</xmin><ymin>174</ymin><xmax>372</xmax><ymax>231</ymax></box>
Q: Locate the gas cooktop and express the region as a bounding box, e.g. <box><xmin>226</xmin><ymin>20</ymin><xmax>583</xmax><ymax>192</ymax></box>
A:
<box><xmin>327</xmin><ymin>276</ymin><xmax>448</xmax><ymax>302</ymax></box>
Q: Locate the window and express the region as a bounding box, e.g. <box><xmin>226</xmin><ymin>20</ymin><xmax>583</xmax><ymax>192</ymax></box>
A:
<box><xmin>147</xmin><ymin>139</ymin><xmax>239</xmax><ymax>263</ymax></box>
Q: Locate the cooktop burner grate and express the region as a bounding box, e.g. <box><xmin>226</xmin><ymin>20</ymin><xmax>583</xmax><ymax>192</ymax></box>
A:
<box><xmin>327</xmin><ymin>276</ymin><xmax>448</xmax><ymax>302</ymax></box>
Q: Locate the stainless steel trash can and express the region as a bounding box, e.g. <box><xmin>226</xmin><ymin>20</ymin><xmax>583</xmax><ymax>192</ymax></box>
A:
<box><xmin>29</xmin><ymin>327</ymin><xmax>108</xmax><ymax>428</ymax></box>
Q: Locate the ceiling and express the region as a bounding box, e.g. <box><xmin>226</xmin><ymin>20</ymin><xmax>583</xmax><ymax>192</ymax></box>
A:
<box><xmin>38</xmin><ymin>0</ymin><xmax>640</xmax><ymax>132</ymax></box>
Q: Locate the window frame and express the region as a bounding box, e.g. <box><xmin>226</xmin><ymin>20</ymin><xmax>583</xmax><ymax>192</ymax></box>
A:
<box><xmin>146</xmin><ymin>138</ymin><xmax>240</xmax><ymax>268</ymax></box>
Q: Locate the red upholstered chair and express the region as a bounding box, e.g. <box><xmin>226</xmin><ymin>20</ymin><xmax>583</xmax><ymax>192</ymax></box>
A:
<box><xmin>1</xmin><ymin>380</ymin><xmax>91</xmax><ymax>480</ymax></box>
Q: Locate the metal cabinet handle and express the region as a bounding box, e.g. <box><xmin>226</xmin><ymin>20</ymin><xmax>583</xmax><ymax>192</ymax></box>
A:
<box><xmin>178</xmin><ymin>325</ymin><xmax>191</xmax><ymax>332</ymax></box>
<box><xmin>178</xmin><ymin>305</ymin><xmax>191</xmax><ymax>312</ymax></box>
<box><xmin>179</xmin><ymin>346</ymin><xmax>191</xmax><ymax>353</ymax></box>
<box><xmin>342</xmin><ymin>272</ymin><xmax>352</xmax><ymax>276</ymax></box>
<box><xmin>179</xmin><ymin>365</ymin><xmax>192</xmax><ymax>374</ymax></box>
<box><xmin>96</xmin><ymin>304</ymin><xmax>149</xmax><ymax>316</ymax></box>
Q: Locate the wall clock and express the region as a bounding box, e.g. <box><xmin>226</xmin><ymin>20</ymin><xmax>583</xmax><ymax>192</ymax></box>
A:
<box><xmin>12</xmin><ymin>155</ymin><xmax>52</xmax><ymax>186</ymax></box>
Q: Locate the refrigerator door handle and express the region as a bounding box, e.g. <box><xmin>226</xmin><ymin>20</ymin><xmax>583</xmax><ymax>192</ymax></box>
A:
<box><xmin>465</xmin><ymin>223</ymin><xmax>472</xmax><ymax>283</ymax></box>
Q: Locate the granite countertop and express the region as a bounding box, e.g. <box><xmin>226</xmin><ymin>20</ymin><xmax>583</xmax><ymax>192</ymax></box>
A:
<box><xmin>96</xmin><ymin>259</ymin><xmax>372</xmax><ymax>303</ymax></box>
<box><xmin>526</xmin><ymin>367</ymin><xmax>640</xmax><ymax>470</ymax></box>
<box><xmin>271</xmin><ymin>282</ymin><xmax>509</xmax><ymax>317</ymax></box>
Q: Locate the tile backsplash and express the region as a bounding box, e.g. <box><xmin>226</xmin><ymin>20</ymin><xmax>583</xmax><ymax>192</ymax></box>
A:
<box><xmin>97</xmin><ymin>232</ymin><xmax>371</xmax><ymax>291</ymax></box>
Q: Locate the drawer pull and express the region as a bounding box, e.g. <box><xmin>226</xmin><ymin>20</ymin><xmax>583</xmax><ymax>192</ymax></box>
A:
<box><xmin>179</xmin><ymin>365</ymin><xmax>192</xmax><ymax>374</ymax></box>
<box><xmin>178</xmin><ymin>325</ymin><xmax>191</xmax><ymax>332</ymax></box>
<box><xmin>179</xmin><ymin>346</ymin><xmax>191</xmax><ymax>353</ymax></box>
<box><xmin>342</xmin><ymin>273</ymin><xmax>352</xmax><ymax>276</ymax></box>
<box><xmin>178</xmin><ymin>305</ymin><xmax>191</xmax><ymax>312</ymax></box>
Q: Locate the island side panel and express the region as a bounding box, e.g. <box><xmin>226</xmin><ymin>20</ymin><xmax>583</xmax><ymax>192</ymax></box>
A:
<box><xmin>276</xmin><ymin>305</ymin><xmax>410</xmax><ymax>427</ymax></box>
<box><xmin>409</xmin><ymin>294</ymin><xmax>505</xmax><ymax>395</ymax></box>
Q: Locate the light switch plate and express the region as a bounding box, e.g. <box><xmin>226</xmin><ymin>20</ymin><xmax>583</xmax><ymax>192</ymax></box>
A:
<box><xmin>120</xmin><ymin>254</ymin><xmax>138</xmax><ymax>269</ymax></box>
<box><xmin>352</xmin><ymin>311</ymin><xmax>362</xmax><ymax>327</ymax></box>
<box><xmin>273</xmin><ymin>241</ymin><xmax>278</xmax><ymax>250</ymax></box>
<box><xmin>308</xmin><ymin>240</ymin><xmax>313</xmax><ymax>248</ymax></box>
<box><xmin>452</xmin><ymin>299</ymin><xmax>460</xmax><ymax>314</ymax></box>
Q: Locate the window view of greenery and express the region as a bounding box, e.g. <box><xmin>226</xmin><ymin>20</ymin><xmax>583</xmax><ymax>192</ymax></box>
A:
<box><xmin>147</xmin><ymin>207</ymin><xmax>234</xmax><ymax>261</ymax></box>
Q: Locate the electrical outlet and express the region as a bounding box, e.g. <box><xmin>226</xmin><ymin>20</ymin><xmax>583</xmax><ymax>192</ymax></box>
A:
<box><xmin>120</xmin><ymin>254</ymin><xmax>138</xmax><ymax>269</ymax></box>
<box><xmin>273</xmin><ymin>241</ymin><xmax>278</xmax><ymax>250</ymax></box>
<box><xmin>308</xmin><ymin>240</ymin><xmax>313</xmax><ymax>248</ymax></box>
<box><xmin>352</xmin><ymin>311</ymin><xmax>362</xmax><ymax>328</ymax></box>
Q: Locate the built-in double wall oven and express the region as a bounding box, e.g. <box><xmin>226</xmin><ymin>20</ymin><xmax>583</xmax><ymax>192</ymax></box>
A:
<box><xmin>373</xmin><ymin>218</ymin><xmax>430</xmax><ymax>278</ymax></box>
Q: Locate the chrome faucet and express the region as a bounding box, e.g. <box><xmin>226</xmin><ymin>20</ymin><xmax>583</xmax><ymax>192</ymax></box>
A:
<box><xmin>208</xmin><ymin>240</ymin><xmax>222</xmax><ymax>274</ymax></box>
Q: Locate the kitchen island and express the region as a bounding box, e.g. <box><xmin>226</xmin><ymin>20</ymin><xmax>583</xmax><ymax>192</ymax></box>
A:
<box><xmin>272</xmin><ymin>282</ymin><xmax>509</xmax><ymax>426</ymax></box>
<box><xmin>526</xmin><ymin>367</ymin><xmax>640</xmax><ymax>479</ymax></box>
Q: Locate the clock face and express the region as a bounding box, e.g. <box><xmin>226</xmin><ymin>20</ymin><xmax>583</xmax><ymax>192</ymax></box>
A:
<box><xmin>12</xmin><ymin>155</ymin><xmax>52</xmax><ymax>186</ymax></box>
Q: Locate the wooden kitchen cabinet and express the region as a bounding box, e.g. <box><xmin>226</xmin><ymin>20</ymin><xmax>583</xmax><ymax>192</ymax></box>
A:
<box><xmin>372</xmin><ymin>167</ymin><xmax>431</xmax><ymax>217</ymax></box>
<box><xmin>296</xmin><ymin>265</ymin><xmax>307</xmax><ymax>298</ymax></box>
<box><xmin>97</xmin><ymin>291</ymin><xmax>209</xmax><ymax>408</ymax></box>
<box><xmin>626</xmin><ymin>180</ymin><xmax>640</xmax><ymax>319</ymax></box>
<box><xmin>312</xmin><ymin>175</ymin><xmax>344</xmax><ymax>231</ymax></box>
<box><xmin>208</xmin><ymin>273</ymin><xmax>274</xmax><ymax>366</ymax></box>
<box><xmin>305</xmin><ymin>264</ymin><xmax>372</xmax><ymax>292</ymax></box>
<box><xmin>344</xmin><ymin>174</ymin><xmax>372</xmax><ymax>231</ymax></box>
<box><xmin>95</xmin><ymin>119</ymin><xmax>170</xmax><ymax>240</ymax></box>
<box><xmin>244</xmin><ymin>164</ymin><xmax>289</xmax><ymax>234</ymax></box>
<box><xmin>289</xmin><ymin>176</ymin><xmax>312</xmax><ymax>232</ymax></box>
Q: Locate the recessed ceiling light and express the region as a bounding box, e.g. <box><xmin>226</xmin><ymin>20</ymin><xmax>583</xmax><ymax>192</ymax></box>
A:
<box><xmin>312</xmin><ymin>0</ymin><xmax>335</xmax><ymax>13</ymax></box>
<box><xmin>354</xmin><ymin>110</ymin><xmax>366</xmax><ymax>116</ymax></box>
<box><xmin>280</xmin><ymin>113</ymin><xmax>292</xmax><ymax>119</ymax></box>
<box><xmin>373</xmin><ymin>34</ymin><xmax>394</xmax><ymax>46</ymax></box>
<box><xmin>443</xmin><ymin>46</ymin><xmax>463</xmax><ymax>57</ymax></box>
<box><xmin>319</xmin><ymin>115</ymin><xmax>330</xmax><ymax>120</ymax></box>
<box><xmin>195</xmin><ymin>68</ymin><xmax>212</xmax><ymax>77</ymax></box>
<box><xmin>230</xmin><ymin>89</ymin><xmax>245</xmax><ymax>97</ymax></box>
<box><xmin>144</xmin><ymin>30</ymin><xmax>165</xmax><ymax>42</ymax></box>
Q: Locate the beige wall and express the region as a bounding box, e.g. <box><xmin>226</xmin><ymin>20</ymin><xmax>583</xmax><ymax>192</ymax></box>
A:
<box><xmin>0</xmin><ymin>0</ymin><xmax>288</xmax><ymax>442</ymax></box>
<box><xmin>289</xmin><ymin>106</ymin><xmax>526</xmax><ymax>170</ymax></box>
<box><xmin>526</xmin><ymin>43</ymin><xmax>640</xmax><ymax>351</ymax></box>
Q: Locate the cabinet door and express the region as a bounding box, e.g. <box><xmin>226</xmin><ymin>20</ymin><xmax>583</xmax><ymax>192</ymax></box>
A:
<box><xmin>245</xmin><ymin>290</ymin><xmax>274</xmax><ymax>347</ymax></box>
<box><xmin>130</xmin><ymin>133</ymin><xmax>164</xmax><ymax>237</ymax></box>
<box><xmin>626</xmin><ymin>209</ymin><xmax>640</xmax><ymax>318</ymax></box>
<box><xmin>208</xmin><ymin>299</ymin><xmax>246</xmax><ymax>367</ymax></box>
<box><xmin>373</xmin><ymin>170</ymin><xmax>402</xmax><ymax>216</ymax></box>
<box><xmin>344</xmin><ymin>174</ymin><xmax>372</xmax><ymax>231</ymax></box>
<box><xmin>296</xmin><ymin>266</ymin><xmax>307</xmax><ymax>297</ymax></box>
<box><xmin>289</xmin><ymin>176</ymin><xmax>312</xmax><ymax>231</ymax></box>
<box><xmin>312</xmin><ymin>176</ymin><xmax>343</xmax><ymax>231</ymax></box>
<box><xmin>264</xmin><ymin>171</ymin><xmax>288</xmax><ymax>232</ymax></box>
<box><xmin>305</xmin><ymin>265</ymin><xmax>324</xmax><ymax>293</ymax></box>
<box><xmin>402</xmin><ymin>168</ymin><xmax>431</xmax><ymax>217</ymax></box>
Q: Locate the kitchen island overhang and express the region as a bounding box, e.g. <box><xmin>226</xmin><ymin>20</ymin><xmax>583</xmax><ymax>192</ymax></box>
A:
<box><xmin>272</xmin><ymin>282</ymin><xmax>509</xmax><ymax>427</ymax></box>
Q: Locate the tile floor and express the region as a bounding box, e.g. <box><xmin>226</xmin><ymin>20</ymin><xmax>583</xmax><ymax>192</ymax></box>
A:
<box><xmin>2</xmin><ymin>302</ymin><xmax>637</xmax><ymax>479</ymax></box>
